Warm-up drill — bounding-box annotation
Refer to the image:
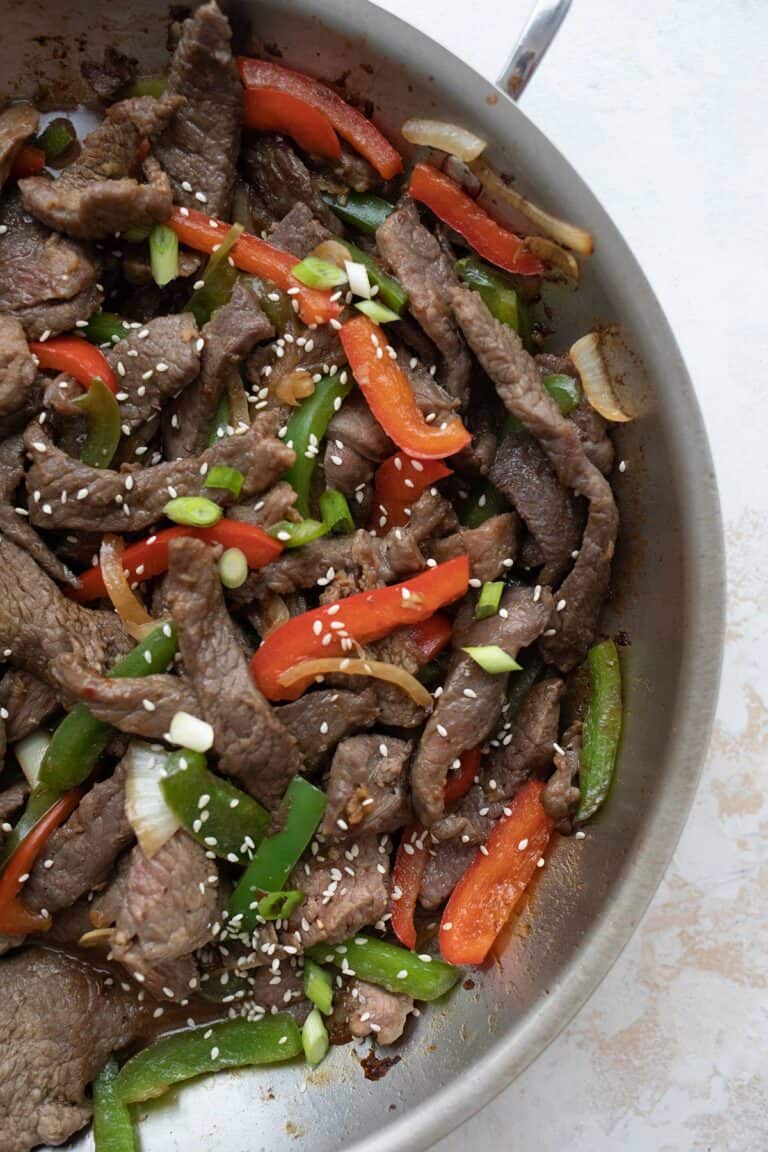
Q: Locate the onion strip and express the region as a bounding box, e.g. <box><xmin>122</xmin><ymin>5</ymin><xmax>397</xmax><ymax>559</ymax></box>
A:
<box><xmin>569</xmin><ymin>331</ymin><xmax>634</xmax><ymax>423</ymax></box>
<box><xmin>124</xmin><ymin>741</ymin><xmax>181</xmax><ymax>858</ymax></box>
<box><xmin>100</xmin><ymin>534</ymin><xmax>156</xmax><ymax>641</ymax></box>
<box><xmin>525</xmin><ymin>235</ymin><xmax>580</xmax><ymax>282</ymax></box>
<box><xmin>472</xmin><ymin>157</ymin><xmax>594</xmax><ymax>255</ymax></box>
<box><xmin>277</xmin><ymin>657</ymin><xmax>433</xmax><ymax>708</ymax></box>
<box><xmin>403</xmin><ymin>118</ymin><xmax>487</xmax><ymax>163</ymax></box>
<box><xmin>275</xmin><ymin>368</ymin><xmax>315</xmax><ymax>406</ymax></box>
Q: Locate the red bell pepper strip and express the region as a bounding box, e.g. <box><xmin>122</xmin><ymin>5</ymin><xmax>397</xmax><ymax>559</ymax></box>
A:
<box><xmin>243</xmin><ymin>86</ymin><xmax>341</xmax><ymax>159</ymax></box>
<box><xmin>439</xmin><ymin>780</ymin><xmax>553</xmax><ymax>965</ymax></box>
<box><xmin>10</xmin><ymin>144</ymin><xmax>45</xmax><ymax>180</ymax></box>
<box><xmin>28</xmin><ymin>336</ymin><xmax>118</xmax><ymax>394</ymax></box>
<box><xmin>237</xmin><ymin>57</ymin><xmax>402</xmax><ymax>180</ymax></box>
<box><xmin>340</xmin><ymin>315</ymin><xmax>471</xmax><ymax>460</ymax></box>
<box><xmin>391</xmin><ymin>825</ymin><xmax>429</xmax><ymax>950</ymax></box>
<box><xmin>409</xmin><ymin>163</ymin><xmax>544</xmax><ymax>278</ymax></box>
<box><xmin>371</xmin><ymin>452</ymin><xmax>453</xmax><ymax>530</ymax></box>
<box><xmin>444</xmin><ymin>746</ymin><xmax>481</xmax><ymax>805</ymax></box>
<box><xmin>250</xmin><ymin>554</ymin><xmax>469</xmax><ymax>701</ymax></box>
<box><xmin>0</xmin><ymin>789</ymin><xmax>82</xmax><ymax>935</ymax></box>
<box><xmin>167</xmin><ymin>207</ymin><xmax>340</xmax><ymax>327</ymax></box>
<box><xmin>403</xmin><ymin>613</ymin><xmax>452</xmax><ymax>664</ymax></box>
<box><xmin>70</xmin><ymin>520</ymin><xmax>283</xmax><ymax>603</ymax></box>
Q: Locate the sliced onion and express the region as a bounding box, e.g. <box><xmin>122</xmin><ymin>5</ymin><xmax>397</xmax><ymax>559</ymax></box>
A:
<box><xmin>168</xmin><ymin>710</ymin><xmax>214</xmax><ymax>753</ymax></box>
<box><xmin>124</xmin><ymin>741</ymin><xmax>180</xmax><ymax>858</ymax></box>
<box><xmin>310</xmin><ymin>239</ymin><xmax>352</xmax><ymax>268</ymax></box>
<box><xmin>275</xmin><ymin>368</ymin><xmax>315</xmax><ymax>406</ymax></box>
<box><xmin>100</xmin><ymin>534</ymin><xmax>156</xmax><ymax>641</ymax></box>
<box><xmin>278</xmin><ymin>657</ymin><xmax>433</xmax><ymax>708</ymax></box>
<box><xmin>13</xmin><ymin>728</ymin><xmax>51</xmax><ymax>788</ymax></box>
<box><xmin>569</xmin><ymin>331</ymin><xmax>635</xmax><ymax>423</ymax></box>
<box><xmin>525</xmin><ymin>236</ymin><xmax>580</xmax><ymax>282</ymax></box>
<box><xmin>78</xmin><ymin>927</ymin><xmax>114</xmax><ymax>948</ymax></box>
<box><xmin>261</xmin><ymin>592</ymin><xmax>290</xmax><ymax>636</ymax></box>
<box><xmin>472</xmin><ymin>157</ymin><xmax>594</xmax><ymax>255</ymax></box>
<box><xmin>344</xmin><ymin>260</ymin><xmax>372</xmax><ymax>300</ymax></box>
<box><xmin>402</xmin><ymin>118</ymin><xmax>487</xmax><ymax>163</ymax></box>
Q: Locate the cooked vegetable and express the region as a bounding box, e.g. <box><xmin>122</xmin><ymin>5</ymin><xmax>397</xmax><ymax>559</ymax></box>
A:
<box><xmin>344</xmin><ymin>241</ymin><xmax>408</xmax><ymax>313</ymax></box>
<box><xmin>443</xmin><ymin>746</ymin><xmax>482</xmax><ymax>804</ymax></box>
<box><xmin>0</xmin><ymin>788</ymin><xmax>82</xmax><ymax>934</ymax></box>
<box><xmin>268</xmin><ymin>519</ymin><xmax>328</xmax><ymax>548</ymax></box>
<box><xmin>161</xmin><ymin>749</ymin><xmax>269</xmax><ymax>863</ymax></box>
<box><xmin>282</xmin><ymin>372</ymin><xmax>355</xmax><ymax>517</ymax></box>
<box><xmin>237</xmin><ymin>57</ymin><xmax>403</xmax><ymax>179</ymax></box>
<box><xmin>113</xmin><ymin>1015</ymin><xmax>302</xmax><ymax>1103</ymax></box>
<box><xmin>462</xmin><ymin>645</ymin><xmax>522</xmax><ymax>674</ymax></box>
<box><xmin>322</xmin><ymin>190</ymin><xmax>394</xmax><ymax>235</ymax></box>
<box><xmin>28</xmin><ymin>336</ymin><xmax>118</xmax><ymax>393</ymax></box>
<box><xmin>98</xmin><ymin>534</ymin><xmax>155</xmax><ymax>641</ymax></box>
<box><xmin>391</xmin><ymin>824</ymin><xmax>429</xmax><ymax>950</ymax></box>
<box><xmin>303</xmin><ymin>958</ymin><xmax>334</xmax><ymax>1015</ymax></box>
<box><xmin>13</xmin><ymin>729</ymin><xmax>51</xmax><ymax>789</ymax></box>
<box><xmin>257</xmin><ymin>890</ymin><xmax>304</xmax><ymax>919</ymax></box>
<box><xmin>307</xmin><ymin>935</ymin><xmax>459</xmax><ymax>1001</ymax></box>
<box><xmin>92</xmin><ymin>1058</ymin><xmax>135</xmax><ymax>1152</ymax></box>
<box><xmin>475</xmin><ymin>581</ymin><xmax>504</xmax><ymax>620</ymax></box>
<box><xmin>526</xmin><ymin>235</ymin><xmax>580</xmax><ymax>281</ymax></box>
<box><xmin>10</xmin><ymin>144</ymin><xmax>45</xmax><ymax>179</ymax></box>
<box><xmin>576</xmin><ymin>639</ymin><xmax>623</xmax><ymax>822</ymax></box>
<box><xmin>439</xmin><ymin>780</ymin><xmax>553</xmax><ymax>965</ymax></box>
<box><xmin>340</xmin><ymin>315</ymin><xmax>471</xmax><ymax>459</ymax></box>
<box><xmin>404</xmin><ymin>614</ymin><xmax>453</xmax><ymax>663</ymax></box>
<box><xmin>39</xmin><ymin>624</ymin><xmax>178</xmax><ymax>791</ymax></box>
<box><xmin>319</xmin><ymin>488</ymin><xmax>354</xmax><ymax>534</ymax></box>
<box><xmin>460</xmin><ymin>481</ymin><xmax>509</xmax><ymax>528</ymax></box>
<box><xmin>163</xmin><ymin>496</ymin><xmax>224</xmax><ymax>527</ymax></box>
<box><xmin>455</xmin><ymin>255</ymin><xmax>526</xmax><ymax>333</ymax></box>
<box><xmin>250</xmin><ymin>555</ymin><xmax>470</xmax><ymax>700</ymax></box>
<box><xmin>274</xmin><ymin>367</ymin><xmax>315</xmax><ymax>407</ymax></box>
<box><xmin>242</xmin><ymin>86</ymin><xmax>341</xmax><ymax>158</ymax></box>
<box><xmin>569</xmin><ymin>331</ymin><xmax>634</xmax><ymax>422</ymax></box>
<box><xmin>291</xmin><ymin>255</ymin><xmax>348</xmax><ymax>290</ymax></box>
<box><xmin>541</xmin><ymin>373</ymin><xmax>581</xmax><ymax>415</ymax></box>
<box><xmin>168</xmin><ymin>713</ymin><xmax>213</xmax><ymax>753</ymax></box>
<box><xmin>36</xmin><ymin>118</ymin><xmax>77</xmax><ymax>162</ymax></box>
<box><xmin>207</xmin><ymin>391</ymin><xmax>231</xmax><ymax>445</ymax></box>
<box><xmin>0</xmin><ymin>785</ymin><xmax>59</xmax><ymax>871</ymax></box>
<box><xmin>204</xmin><ymin>465</ymin><xmax>245</xmax><ymax>498</ymax></box>
<box><xmin>226</xmin><ymin>776</ymin><xmax>327</xmax><ymax>934</ymax></box>
<box><xmin>302</xmin><ymin>1008</ymin><xmax>330</xmax><ymax>1066</ymax></box>
<box><xmin>504</xmin><ymin>653</ymin><xmax>544</xmax><ymax>719</ymax></box>
<box><xmin>187</xmin><ymin>223</ymin><xmax>243</xmax><ymax>325</ymax></box>
<box><xmin>73</xmin><ymin>378</ymin><xmax>122</xmax><ymax>469</ymax></box>
<box><xmin>472</xmin><ymin>156</ymin><xmax>594</xmax><ymax>255</ymax></box>
<box><xmin>148</xmin><ymin>223</ymin><xmax>179</xmax><ymax>287</ymax></box>
<box><xmin>402</xmin><ymin>118</ymin><xmax>486</xmax><ymax>162</ymax></box>
<box><xmin>354</xmin><ymin>299</ymin><xmax>401</xmax><ymax>324</ymax></box>
<box><xmin>277</xmin><ymin>656</ymin><xmax>433</xmax><ymax>707</ymax></box>
<box><xmin>409</xmin><ymin>163</ymin><xmax>544</xmax><ymax>277</ymax></box>
<box><xmin>124</xmin><ymin>741</ymin><xmax>181</xmax><ymax>858</ymax></box>
<box><xmin>218</xmin><ymin>546</ymin><xmax>249</xmax><ymax>589</ymax></box>
<box><xmin>119</xmin><ymin>74</ymin><xmax>167</xmax><ymax>99</ymax></box>
<box><xmin>84</xmin><ymin>311</ymin><xmax>131</xmax><ymax>346</ymax></box>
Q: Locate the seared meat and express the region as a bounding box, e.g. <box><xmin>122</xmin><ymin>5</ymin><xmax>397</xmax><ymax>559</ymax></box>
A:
<box><xmin>344</xmin><ymin>979</ymin><xmax>413</xmax><ymax>1045</ymax></box>
<box><xmin>0</xmin><ymin>669</ymin><xmax>58</xmax><ymax>742</ymax></box>
<box><xmin>319</xmin><ymin>735</ymin><xmax>412</xmax><ymax>840</ymax></box>
<box><xmin>243</xmin><ymin>135</ymin><xmax>339</xmax><ymax>233</ymax></box>
<box><xmin>0</xmin><ymin>103</ymin><xmax>39</xmax><ymax>188</ymax></box>
<box><xmin>0</xmin><ymin>315</ymin><xmax>37</xmax><ymax>421</ymax></box>
<box><xmin>107</xmin><ymin>312</ymin><xmax>201</xmax><ymax>435</ymax></box>
<box><xmin>419</xmin><ymin>839</ymin><xmax>475</xmax><ymax>911</ymax></box>
<box><xmin>569</xmin><ymin>394</ymin><xmax>615</xmax><ymax>475</ymax></box>
<box><xmin>154</xmin><ymin>1</ymin><xmax>242</xmax><ymax>218</ymax></box>
<box><xmin>166</xmin><ymin>536</ymin><xmax>301</xmax><ymax>807</ymax></box>
<box><xmin>0</xmin><ymin>782</ymin><xmax>28</xmax><ymax>824</ymax></box>
<box><xmin>268</xmin><ymin>202</ymin><xmax>333</xmax><ymax>258</ymax></box>
<box><xmin>425</xmin><ymin>513</ymin><xmax>518</xmax><ymax>582</ymax></box>
<box><xmin>0</xmin><ymin>194</ymin><xmax>102</xmax><ymax>338</ymax></box>
<box><xmin>19</xmin><ymin>96</ymin><xmax>182</xmax><ymax>238</ymax></box>
<box><xmin>278</xmin><ymin>687</ymin><xmax>380</xmax><ymax>773</ymax></box>
<box><xmin>315</xmin><ymin>145</ymin><xmax>381</xmax><ymax>194</ymax></box>
<box><xmin>541</xmin><ymin>719</ymin><xmax>582</xmax><ymax>831</ymax></box>
<box><xmin>228</xmin><ymin>480</ymin><xmax>298</xmax><ymax>529</ymax></box>
<box><xmin>323</xmin><ymin>391</ymin><xmax>393</xmax><ymax>502</ymax></box>
<box><xmin>0</xmin><ymin>433</ymin><xmax>76</xmax><ymax>585</ymax></box>
<box><xmin>0</xmin><ymin>948</ymin><xmax>146</xmax><ymax>1152</ymax></box>
<box><xmin>24</xmin><ymin>409</ymin><xmax>293</xmax><ymax>532</ymax></box>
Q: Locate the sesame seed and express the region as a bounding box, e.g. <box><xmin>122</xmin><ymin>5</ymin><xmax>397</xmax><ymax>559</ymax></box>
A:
<box><xmin>518</xmin><ymin>838</ymin><xmax>529</xmax><ymax>850</ymax></box>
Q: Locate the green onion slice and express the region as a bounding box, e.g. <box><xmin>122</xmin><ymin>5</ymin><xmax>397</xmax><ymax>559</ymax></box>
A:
<box><xmin>267</xmin><ymin>519</ymin><xmax>328</xmax><ymax>549</ymax></box>
<box><xmin>302</xmin><ymin>1008</ymin><xmax>330</xmax><ymax>1067</ymax></box>
<box><xmin>354</xmin><ymin>299</ymin><xmax>400</xmax><ymax>324</ymax></box>
<box><xmin>204</xmin><ymin>465</ymin><xmax>244</xmax><ymax>498</ymax></box>
<box><xmin>462</xmin><ymin>645</ymin><xmax>522</xmax><ymax>674</ymax></box>
<box><xmin>218</xmin><ymin>547</ymin><xmax>249</xmax><ymax>589</ymax></box>
<box><xmin>163</xmin><ymin>496</ymin><xmax>223</xmax><ymax>527</ymax></box>
<box><xmin>302</xmin><ymin>958</ymin><xmax>334</xmax><ymax>1016</ymax></box>
<box><xmin>257</xmin><ymin>890</ymin><xmax>305</xmax><ymax>920</ymax></box>
<box><xmin>149</xmin><ymin>223</ymin><xmax>179</xmax><ymax>287</ymax></box>
<box><xmin>475</xmin><ymin>581</ymin><xmax>504</xmax><ymax>620</ymax></box>
<box><xmin>291</xmin><ymin>256</ymin><xmax>348</xmax><ymax>290</ymax></box>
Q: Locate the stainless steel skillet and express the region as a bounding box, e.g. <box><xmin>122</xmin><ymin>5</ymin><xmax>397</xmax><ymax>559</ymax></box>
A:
<box><xmin>1</xmin><ymin>1</ymin><xmax>724</xmax><ymax>1149</ymax></box>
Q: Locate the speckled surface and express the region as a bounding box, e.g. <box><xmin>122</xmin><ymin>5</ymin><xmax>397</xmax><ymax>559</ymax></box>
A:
<box><xmin>375</xmin><ymin>0</ymin><xmax>767</xmax><ymax>1147</ymax></box>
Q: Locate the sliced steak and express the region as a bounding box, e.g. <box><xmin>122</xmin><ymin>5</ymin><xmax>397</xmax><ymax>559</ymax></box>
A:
<box><xmin>165</xmin><ymin>280</ymin><xmax>274</xmax><ymax>459</ymax></box>
<box><xmin>425</xmin><ymin>513</ymin><xmax>518</xmax><ymax>582</ymax></box>
<box><xmin>0</xmin><ymin>669</ymin><xmax>58</xmax><ymax>742</ymax></box>
<box><xmin>419</xmin><ymin>839</ymin><xmax>475</xmax><ymax>911</ymax></box>
<box><xmin>0</xmin><ymin>432</ymin><xmax>76</xmax><ymax>584</ymax></box>
<box><xmin>23</xmin><ymin>759</ymin><xmax>133</xmax><ymax>914</ymax></box>
<box><xmin>154</xmin><ymin>2</ymin><xmax>242</xmax><ymax>218</ymax></box>
<box><xmin>228</xmin><ymin>480</ymin><xmax>297</xmax><ymax>529</ymax></box>
<box><xmin>315</xmin><ymin>145</ymin><xmax>381</xmax><ymax>194</ymax></box>
<box><xmin>0</xmin><ymin>537</ymin><xmax>129</xmax><ymax>687</ymax></box>
<box><xmin>19</xmin><ymin>96</ymin><xmax>182</xmax><ymax>238</ymax></box>
<box><xmin>0</xmin><ymin>314</ymin><xmax>37</xmax><ymax>420</ymax></box>
<box><xmin>490</xmin><ymin>430</ymin><xmax>582</xmax><ymax>585</ymax></box>
<box><xmin>0</xmin><ymin>782</ymin><xmax>28</xmax><ymax>824</ymax></box>
<box><xmin>110</xmin><ymin>831</ymin><xmax>219</xmax><ymax>1000</ymax></box>
<box><xmin>283</xmin><ymin>833</ymin><xmax>389</xmax><ymax>949</ymax></box>
<box><xmin>268</xmin><ymin>202</ymin><xmax>333</xmax><ymax>258</ymax></box>
<box><xmin>277</xmin><ymin>687</ymin><xmax>379</xmax><ymax>773</ymax></box>
<box><xmin>323</xmin><ymin>391</ymin><xmax>393</xmax><ymax>501</ymax></box>
<box><xmin>452</xmin><ymin>287</ymin><xmax>619</xmax><ymax>669</ymax></box>
<box><xmin>377</xmin><ymin>199</ymin><xmax>471</xmax><ymax>402</ymax></box>
<box><xmin>569</xmin><ymin>394</ymin><xmax>615</xmax><ymax>475</ymax></box>
<box><xmin>319</xmin><ymin>735</ymin><xmax>412</xmax><ymax>840</ymax></box>
<box><xmin>0</xmin><ymin>194</ymin><xmax>102</xmax><ymax>338</ymax></box>
<box><xmin>166</xmin><ymin>535</ymin><xmax>301</xmax><ymax>807</ymax></box>
<box><xmin>107</xmin><ymin>312</ymin><xmax>200</xmax><ymax>434</ymax></box>
<box><xmin>0</xmin><ymin>103</ymin><xmax>39</xmax><ymax>187</ymax></box>
<box><xmin>345</xmin><ymin>979</ymin><xmax>413</xmax><ymax>1045</ymax></box>
<box><xmin>25</xmin><ymin>409</ymin><xmax>293</xmax><ymax>532</ymax></box>
<box><xmin>541</xmin><ymin>719</ymin><xmax>582</xmax><ymax>832</ymax></box>
<box><xmin>243</xmin><ymin>135</ymin><xmax>339</xmax><ymax>233</ymax></box>
<box><xmin>0</xmin><ymin>948</ymin><xmax>146</xmax><ymax>1152</ymax></box>
<box><xmin>410</xmin><ymin>585</ymin><xmax>553</xmax><ymax>826</ymax></box>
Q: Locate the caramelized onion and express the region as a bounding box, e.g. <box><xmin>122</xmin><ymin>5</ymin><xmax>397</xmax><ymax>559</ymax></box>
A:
<box><xmin>570</xmin><ymin>331</ymin><xmax>635</xmax><ymax>422</ymax></box>
<box><xmin>310</xmin><ymin>239</ymin><xmax>352</xmax><ymax>268</ymax></box>
<box><xmin>262</xmin><ymin>593</ymin><xmax>291</xmax><ymax>636</ymax></box>
<box><xmin>100</xmin><ymin>534</ymin><xmax>156</xmax><ymax>640</ymax></box>
<box><xmin>403</xmin><ymin>118</ymin><xmax>487</xmax><ymax>163</ymax></box>
<box><xmin>472</xmin><ymin>157</ymin><xmax>594</xmax><ymax>255</ymax></box>
<box><xmin>275</xmin><ymin>368</ymin><xmax>315</xmax><ymax>406</ymax></box>
<box><xmin>278</xmin><ymin>657</ymin><xmax>433</xmax><ymax>707</ymax></box>
<box><xmin>526</xmin><ymin>235</ymin><xmax>580</xmax><ymax>282</ymax></box>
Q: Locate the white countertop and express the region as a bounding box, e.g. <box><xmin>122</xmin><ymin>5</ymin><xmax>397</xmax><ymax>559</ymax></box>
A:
<box><xmin>375</xmin><ymin>0</ymin><xmax>768</xmax><ymax>1147</ymax></box>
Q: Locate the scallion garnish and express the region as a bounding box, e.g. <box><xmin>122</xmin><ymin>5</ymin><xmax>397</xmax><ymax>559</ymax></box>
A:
<box><xmin>163</xmin><ymin>496</ymin><xmax>223</xmax><ymax>527</ymax></box>
<box><xmin>149</xmin><ymin>223</ymin><xmax>179</xmax><ymax>287</ymax></box>
<box><xmin>291</xmin><ymin>256</ymin><xmax>348</xmax><ymax>290</ymax></box>
<box><xmin>354</xmin><ymin>299</ymin><xmax>400</xmax><ymax>324</ymax></box>
<box><xmin>204</xmin><ymin>465</ymin><xmax>245</xmax><ymax>498</ymax></box>
<box><xmin>475</xmin><ymin>581</ymin><xmax>504</xmax><ymax>620</ymax></box>
<box><xmin>462</xmin><ymin>644</ymin><xmax>522</xmax><ymax>674</ymax></box>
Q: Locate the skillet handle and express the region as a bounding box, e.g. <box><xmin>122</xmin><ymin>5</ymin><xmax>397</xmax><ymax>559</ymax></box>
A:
<box><xmin>497</xmin><ymin>0</ymin><xmax>572</xmax><ymax>100</ymax></box>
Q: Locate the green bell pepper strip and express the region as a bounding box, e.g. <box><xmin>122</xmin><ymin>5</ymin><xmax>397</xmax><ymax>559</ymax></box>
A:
<box><xmin>226</xmin><ymin>776</ymin><xmax>327</xmax><ymax>936</ymax></box>
<box><xmin>39</xmin><ymin>624</ymin><xmax>178</xmax><ymax>791</ymax></box>
<box><xmin>503</xmin><ymin>652</ymin><xmax>544</xmax><ymax>722</ymax></box>
<box><xmin>282</xmin><ymin>373</ymin><xmax>355</xmax><ymax>517</ymax></box>
<box><xmin>322</xmin><ymin>191</ymin><xmax>394</xmax><ymax>236</ymax></box>
<box><xmin>460</xmin><ymin>481</ymin><xmax>509</xmax><ymax>529</ymax></box>
<box><xmin>302</xmin><ymin>958</ymin><xmax>334</xmax><ymax>1015</ymax></box>
<box><xmin>504</xmin><ymin>373</ymin><xmax>582</xmax><ymax>434</ymax></box>
<box><xmin>36</xmin><ymin>118</ymin><xmax>76</xmax><ymax>162</ymax></box>
<box><xmin>119</xmin><ymin>75</ymin><xmax>167</xmax><ymax>99</ymax></box>
<box><xmin>160</xmin><ymin>749</ymin><xmax>270</xmax><ymax>863</ymax></box>
<box><xmin>268</xmin><ymin>519</ymin><xmax>328</xmax><ymax>549</ymax></box>
<box><xmin>84</xmin><ymin>312</ymin><xmax>131</xmax><ymax>346</ymax></box>
<box><xmin>207</xmin><ymin>392</ymin><xmax>231</xmax><ymax>446</ymax></box>
<box><xmin>319</xmin><ymin>488</ymin><xmax>354</xmax><ymax>535</ymax></box>
<box><xmin>113</xmin><ymin>1015</ymin><xmax>302</xmax><ymax>1104</ymax></box>
<box><xmin>576</xmin><ymin>639</ymin><xmax>622</xmax><ymax>822</ymax></box>
<box><xmin>0</xmin><ymin>784</ymin><xmax>60</xmax><ymax>870</ymax></box>
<box><xmin>344</xmin><ymin>241</ymin><xmax>408</xmax><ymax>314</ymax></box>
<box><xmin>455</xmin><ymin>256</ymin><xmax>526</xmax><ymax>334</ymax></box>
<box><xmin>257</xmin><ymin>889</ymin><xmax>305</xmax><ymax>920</ymax></box>
<box><xmin>123</xmin><ymin>226</ymin><xmax>152</xmax><ymax>244</ymax></box>
<box><xmin>187</xmin><ymin>223</ymin><xmax>243</xmax><ymax>326</ymax></box>
<box><xmin>75</xmin><ymin>378</ymin><xmax>121</xmax><ymax>469</ymax></box>
<box><xmin>302</xmin><ymin>1008</ymin><xmax>329</xmax><ymax>1066</ymax></box>
<box><xmin>306</xmin><ymin>935</ymin><xmax>459</xmax><ymax>1002</ymax></box>
<box><xmin>92</xmin><ymin>1058</ymin><xmax>135</xmax><ymax>1152</ymax></box>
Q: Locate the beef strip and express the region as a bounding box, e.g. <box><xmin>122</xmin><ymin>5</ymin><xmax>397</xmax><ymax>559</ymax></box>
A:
<box><xmin>0</xmin><ymin>948</ymin><xmax>146</xmax><ymax>1152</ymax></box>
<box><xmin>268</xmin><ymin>201</ymin><xmax>333</xmax><ymax>258</ymax></box>
<box><xmin>410</xmin><ymin>586</ymin><xmax>554</xmax><ymax>826</ymax></box>
<box><xmin>23</xmin><ymin>759</ymin><xmax>133</xmax><ymax>914</ymax></box>
<box><xmin>164</xmin><ymin>280</ymin><xmax>274</xmax><ymax>459</ymax></box>
<box><xmin>283</xmin><ymin>833</ymin><xmax>390</xmax><ymax>950</ymax></box>
<box><xmin>0</xmin><ymin>933</ymin><xmax>25</xmax><ymax>957</ymax></box>
<box><xmin>243</xmin><ymin>135</ymin><xmax>339</xmax><ymax>233</ymax></box>
<box><xmin>228</xmin><ymin>480</ymin><xmax>298</xmax><ymax>529</ymax></box>
<box><xmin>569</xmin><ymin>394</ymin><xmax>615</xmax><ymax>475</ymax></box>
<box><xmin>319</xmin><ymin>735</ymin><xmax>412</xmax><ymax>840</ymax></box>
<box><xmin>344</xmin><ymin>979</ymin><xmax>413</xmax><ymax>1045</ymax></box>
<box><xmin>277</xmin><ymin>687</ymin><xmax>380</xmax><ymax>773</ymax></box>
<box><xmin>24</xmin><ymin>409</ymin><xmax>293</xmax><ymax>532</ymax></box>
<box><xmin>425</xmin><ymin>513</ymin><xmax>519</xmax><ymax>582</ymax></box>
<box><xmin>0</xmin><ymin>537</ymin><xmax>129</xmax><ymax>687</ymax></box>
<box><xmin>0</xmin><ymin>104</ymin><xmax>39</xmax><ymax>188</ymax></box>
<box><xmin>419</xmin><ymin>839</ymin><xmax>476</xmax><ymax>910</ymax></box>
<box><xmin>541</xmin><ymin>719</ymin><xmax>582</xmax><ymax>832</ymax></box>
<box><xmin>19</xmin><ymin>96</ymin><xmax>182</xmax><ymax>238</ymax></box>
<box><xmin>110</xmin><ymin>831</ymin><xmax>219</xmax><ymax>1000</ymax></box>
<box><xmin>106</xmin><ymin>312</ymin><xmax>200</xmax><ymax>434</ymax></box>
<box><xmin>452</xmin><ymin>287</ymin><xmax>619</xmax><ymax>669</ymax></box>
<box><xmin>166</xmin><ymin>535</ymin><xmax>301</xmax><ymax>807</ymax></box>
<box><xmin>0</xmin><ymin>782</ymin><xmax>28</xmax><ymax>824</ymax></box>
<box><xmin>154</xmin><ymin>2</ymin><xmax>242</xmax><ymax>218</ymax></box>
<box><xmin>376</xmin><ymin>199</ymin><xmax>471</xmax><ymax>402</ymax></box>
<box><xmin>0</xmin><ymin>669</ymin><xmax>58</xmax><ymax>742</ymax></box>
<box><xmin>323</xmin><ymin>390</ymin><xmax>393</xmax><ymax>500</ymax></box>
<box><xmin>0</xmin><ymin>194</ymin><xmax>102</xmax><ymax>338</ymax></box>
<box><xmin>490</xmin><ymin>430</ymin><xmax>582</xmax><ymax>585</ymax></box>
<box><xmin>0</xmin><ymin>432</ymin><xmax>76</xmax><ymax>584</ymax></box>
<box><xmin>315</xmin><ymin>145</ymin><xmax>381</xmax><ymax>194</ymax></box>
<box><xmin>0</xmin><ymin>315</ymin><xmax>37</xmax><ymax>421</ymax></box>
